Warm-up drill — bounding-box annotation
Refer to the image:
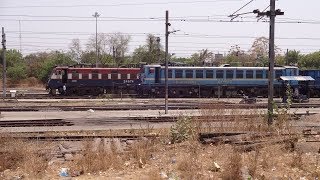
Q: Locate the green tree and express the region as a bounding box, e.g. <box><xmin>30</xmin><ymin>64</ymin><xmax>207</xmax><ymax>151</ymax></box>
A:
<box><xmin>132</xmin><ymin>34</ymin><xmax>165</xmax><ymax>64</ymax></box>
<box><xmin>286</xmin><ymin>50</ymin><xmax>300</xmax><ymax>65</ymax></box>
<box><xmin>190</xmin><ymin>49</ymin><xmax>213</xmax><ymax>66</ymax></box>
<box><xmin>0</xmin><ymin>49</ymin><xmax>27</xmax><ymax>83</ymax></box>
<box><xmin>224</xmin><ymin>45</ymin><xmax>256</xmax><ymax>66</ymax></box>
<box><xmin>25</xmin><ymin>51</ymin><xmax>76</xmax><ymax>83</ymax></box>
<box><xmin>298</xmin><ymin>51</ymin><xmax>320</xmax><ymax>69</ymax></box>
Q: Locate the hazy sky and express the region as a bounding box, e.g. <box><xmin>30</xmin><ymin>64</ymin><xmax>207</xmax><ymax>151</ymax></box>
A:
<box><xmin>1</xmin><ymin>0</ymin><xmax>320</xmax><ymax>57</ymax></box>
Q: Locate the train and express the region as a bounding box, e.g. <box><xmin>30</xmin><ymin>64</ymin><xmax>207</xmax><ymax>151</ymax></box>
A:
<box><xmin>46</xmin><ymin>64</ymin><xmax>315</xmax><ymax>98</ymax></box>
<box><xmin>46</xmin><ymin>66</ymin><xmax>141</xmax><ymax>96</ymax></box>
<box><xmin>299</xmin><ymin>69</ymin><xmax>320</xmax><ymax>97</ymax></box>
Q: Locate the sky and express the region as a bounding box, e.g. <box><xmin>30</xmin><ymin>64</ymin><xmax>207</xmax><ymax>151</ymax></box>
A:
<box><xmin>1</xmin><ymin>0</ymin><xmax>320</xmax><ymax>58</ymax></box>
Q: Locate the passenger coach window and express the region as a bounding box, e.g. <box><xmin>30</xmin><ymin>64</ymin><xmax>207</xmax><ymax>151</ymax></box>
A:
<box><xmin>256</xmin><ymin>70</ymin><xmax>263</xmax><ymax>79</ymax></box>
<box><xmin>196</xmin><ymin>70</ymin><xmax>203</xmax><ymax>78</ymax></box>
<box><xmin>236</xmin><ymin>70</ymin><xmax>243</xmax><ymax>79</ymax></box>
<box><xmin>275</xmin><ymin>70</ymin><xmax>282</xmax><ymax>79</ymax></box>
<box><xmin>175</xmin><ymin>70</ymin><xmax>183</xmax><ymax>78</ymax></box>
<box><xmin>206</xmin><ymin>70</ymin><xmax>213</xmax><ymax>78</ymax></box>
<box><xmin>216</xmin><ymin>70</ymin><xmax>224</xmax><ymax>79</ymax></box>
<box><xmin>168</xmin><ymin>70</ymin><xmax>172</xmax><ymax>78</ymax></box>
<box><xmin>186</xmin><ymin>70</ymin><xmax>193</xmax><ymax>78</ymax></box>
<box><xmin>226</xmin><ymin>70</ymin><xmax>233</xmax><ymax>79</ymax></box>
<box><xmin>266</xmin><ymin>71</ymin><xmax>268</xmax><ymax>78</ymax></box>
<box><xmin>246</xmin><ymin>70</ymin><xmax>253</xmax><ymax>79</ymax></box>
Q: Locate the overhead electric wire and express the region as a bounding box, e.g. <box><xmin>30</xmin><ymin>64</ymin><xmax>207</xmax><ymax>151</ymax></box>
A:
<box><xmin>0</xmin><ymin>0</ymin><xmax>243</xmax><ymax>9</ymax></box>
<box><xmin>7</xmin><ymin>31</ymin><xmax>320</xmax><ymax>41</ymax></box>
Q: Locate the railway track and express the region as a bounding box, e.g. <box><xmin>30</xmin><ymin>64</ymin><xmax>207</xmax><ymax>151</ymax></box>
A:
<box><xmin>0</xmin><ymin>119</ymin><xmax>73</xmax><ymax>127</ymax></box>
<box><xmin>0</xmin><ymin>114</ymin><xmax>311</xmax><ymax>128</ymax></box>
<box><xmin>0</xmin><ymin>102</ymin><xmax>319</xmax><ymax>112</ymax></box>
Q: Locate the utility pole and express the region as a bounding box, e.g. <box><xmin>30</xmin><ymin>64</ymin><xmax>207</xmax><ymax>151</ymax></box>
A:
<box><xmin>19</xmin><ymin>20</ymin><xmax>22</xmax><ymax>53</ymax></box>
<box><xmin>156</xmin><ymin>37</ymin><xmax>161</xmax><ymax>63</ymax></box>
<box><xmin>286</xmin><ymin>49</ymin><xmax>289</xmax><ymax>65</ymax></box>
<box><xmin>254</xmin><ymin>0</ymin><xmax>284</xmax><ymax>125</ymax></box>
<box><xmin>2</xmin><ymin>27</ymin><xmax>6</xmax><ymax>98</ymax></box>
<box><xmin>165</xmin><ymin>11</ymin><xmax>169</xmax><ymax>114</ymax></box>
<box><xmin>93</xmin><ymin>12</ymin><xmax>100</xmax><ymax>68</ymax></box>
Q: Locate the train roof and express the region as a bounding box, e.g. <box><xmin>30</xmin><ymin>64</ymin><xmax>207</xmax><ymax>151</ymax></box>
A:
<box><xmin>54</xmin><ymin>67</ymin><xmax>140</xmax><ymax>70</ymax></box>
<box><xmin>144</xmin><ymin>65</ymin><xmax>298</xmax><ymax>70</ymax></box>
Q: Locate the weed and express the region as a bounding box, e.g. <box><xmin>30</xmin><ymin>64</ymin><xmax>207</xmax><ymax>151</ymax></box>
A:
<box><xmin>170</xmin><ymin>116</ymin><xmax>196</xmax><ymax>143</ymax></box>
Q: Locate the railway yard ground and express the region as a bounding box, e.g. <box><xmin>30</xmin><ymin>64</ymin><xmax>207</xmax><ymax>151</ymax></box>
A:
<box><xmin>0</xmin><ymin>89</ymin><xmax>319</xmax><ymax>179</ymax></box>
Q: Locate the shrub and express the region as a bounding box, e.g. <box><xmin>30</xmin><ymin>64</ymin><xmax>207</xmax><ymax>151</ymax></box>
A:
<box><xmin>170</xmin><ymin>116</ymin><xmax>195</xmax><ymax>143</ymax></box>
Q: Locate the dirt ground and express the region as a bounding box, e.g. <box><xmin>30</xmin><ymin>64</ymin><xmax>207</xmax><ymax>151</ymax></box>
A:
<box><xmin>0</xmin><ymin>117</ymin><xmax>319</xmax><ymax>180</ymax></box>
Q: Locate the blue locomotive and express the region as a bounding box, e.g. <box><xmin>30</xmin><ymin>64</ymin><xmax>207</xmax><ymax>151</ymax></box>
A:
<box><xmin>299</xmin><ymin>69</ymin><xmax>320</xmax><ymax>97</ymax></box>
<box><xmin>137</xmin><ymin>65</ymin><xmax>302</xmax><ymax>98</ymax></box>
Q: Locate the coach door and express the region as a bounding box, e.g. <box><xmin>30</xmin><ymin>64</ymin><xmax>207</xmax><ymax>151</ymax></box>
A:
<box><xmin>62</xmin><ymin>69</ymin><xmax>68</xmax><ymax>83</ymax></box>
<box><xmin>155</xmin><ymin>67</ymin><xmax>161</xmax><ymax>83</ymax></box>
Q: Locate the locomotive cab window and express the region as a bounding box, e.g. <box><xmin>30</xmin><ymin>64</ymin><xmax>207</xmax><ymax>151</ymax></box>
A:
<box><xmin>236</xmin><ymin>70</ymin><xmax>243</xmax><ymax>79</ymax></box>
<box><xmin>246</xmin><ymin>70</ymin><xmax>253</xmax><ymax>79</ymax></box>
<box><xmin>175</xmin><ymin>70</ymin><xmax>183</xmax><ymax>78</ymax></box>
<box><xmin>196</xmin><ymin>70</ymin><xmax>203</xmax><ymax>78</ymax></box>
<box><xmin>216</xmin><ymin>70</ymin><xmax>224</xmax><ymax>79</ymax></box>
<box><xmin>186</xmin><ymin>70</ymin><xmax>193</xmax><ymax>78</ymax></box>
<box><xmin>226</xmin><ymin>70</ymin><xmax>233</xmax><ymax>79</ymax></box>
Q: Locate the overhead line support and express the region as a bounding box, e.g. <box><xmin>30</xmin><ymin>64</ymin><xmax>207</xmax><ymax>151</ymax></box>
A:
<box><xmin>254</xmin><ymin>0</ymin><xmax>284</xmax><ymax>126</ymax></box>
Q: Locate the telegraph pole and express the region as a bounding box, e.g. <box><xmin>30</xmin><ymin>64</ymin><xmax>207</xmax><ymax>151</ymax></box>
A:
<box><xmin>19</xmin><ymin>20</ymin><xmax>22</xmax><ymax>53</ymax></box>
<box><xmin>2</xmin><ymin>27</ymin><xmax>7</xmax><ymax>98</ymax></box>
<box><xmin>156</xmin><ymin>37</ymin><xmax>161</xmax><ymax>63</ymax></box>
<box><xmin>93</xmin><ymin>12</ymin><xmax>100</xmax><ymax>68</ymax></box>
<box><xmin>268</xmin><ymin>0</ymin><xmax>276</xmax><ymax>126</ymax></box>
<box><xmin>165</xmin><ymin>10</ymin><xmax>169</xmax><ymax>114</ymax></box>
<box><xmin>254</xmin><ymin>0</ymin><xmax>283</xmax><ymax>125</ymax></box>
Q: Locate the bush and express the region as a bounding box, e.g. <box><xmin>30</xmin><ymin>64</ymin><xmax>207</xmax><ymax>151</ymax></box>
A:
<box><xmin>170</xmin><ymin>116</ymin><xmax>195</xmax><ymax>143</ymax></box>
<box><xmin>7</xmin><ymin>64</ymin><xmax>27</xmax><ymax>83</ymax></box>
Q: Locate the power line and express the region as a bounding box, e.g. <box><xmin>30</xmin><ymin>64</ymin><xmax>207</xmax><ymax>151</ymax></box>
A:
<box><xmin>7</xmin><ymin>39</ymin><xmax>320</xmax><ymax>47</ymax></box>
<box><xmin>230</xmin><ymin>0</ymin><xmax>255</xmax><ymax>17</ymax></box>
<box><xmin>7</xmin><ymin>31</ymin><xmax>320</xmax><ymax>41</ymax></box>
<box><xmin>0</xmin><ymin>0</ymin><xmax>243</xmax><ymax>9</ymax></box>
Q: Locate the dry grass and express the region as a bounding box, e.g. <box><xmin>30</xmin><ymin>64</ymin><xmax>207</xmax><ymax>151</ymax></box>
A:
<box><xmin>176</xmin><ymin>141</ymin><xmax>204</xmax><ymax>179</ymax></box>
<box><xmin>74</xmin><ymin>140</ymin><xmax>124</xmax><ymax>173</ymax></box>
<box><xmin>0</xmin><ymin>136</ymin><xmax>49</xmax><ymax>178</ymax></box>
<box><xmin>129</xmin><ymin>138</ymin><xmax>159</xmax><ymax>168</ymax></box>
<box><xmin>7</xmin><ymin>77</ymin><xmax>44</xmax><ymax>88</ymax></box>
<box><xmin>221</xmin><ymin>151</ymin><xmax>243</xmax><ymax>180</ymax></box>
